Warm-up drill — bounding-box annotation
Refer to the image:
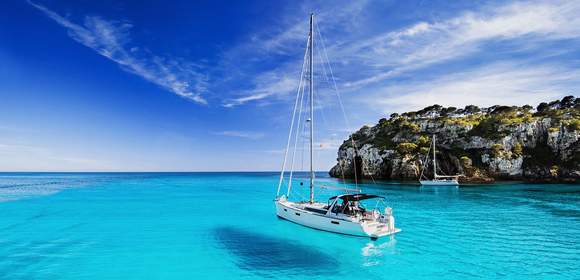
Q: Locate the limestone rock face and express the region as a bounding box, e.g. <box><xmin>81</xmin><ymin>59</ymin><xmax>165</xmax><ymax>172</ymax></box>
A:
<box><xmin>330</xmin><ymin>96</ymin><xmax>580</xmax><ymax>183</ymax></box>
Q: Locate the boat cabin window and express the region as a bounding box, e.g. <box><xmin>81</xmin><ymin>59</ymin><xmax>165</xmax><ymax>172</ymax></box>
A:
<box><xmin>304</xmin><ymin>206</ymin><xmax>328</xmax><ymax>215</ymax></box>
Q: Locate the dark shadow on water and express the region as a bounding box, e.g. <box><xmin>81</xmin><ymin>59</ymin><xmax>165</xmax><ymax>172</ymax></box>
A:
<box><xmin>213</xmin><ymin>226</ymin><xmax>338</xmax><ymax>274</ymax></box>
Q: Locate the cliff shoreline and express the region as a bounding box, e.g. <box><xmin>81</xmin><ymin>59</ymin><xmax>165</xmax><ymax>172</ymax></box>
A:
<box><xmin>330</xmin><ymin>96</ymin><xmax>579</xmax><ymax>184</ymax></box>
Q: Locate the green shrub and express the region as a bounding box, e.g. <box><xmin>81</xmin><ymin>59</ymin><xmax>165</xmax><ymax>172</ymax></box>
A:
<box><xmin>550</xmin><ymin>165</ymin><xmax>559</xmax><ymax>177</ymax></box>
<box><xmin>492</xmin><ymin>144</ymin><xmax>503</xmax><ymax>157</ymax></box>
<box><xmin>401</xmin><ymin>121</ymin><xmax>420</xmax><ymax>132</ymax></box>
<box><xmin>565</xmin><ymin>119</ymin><xmax>580</xmax><ymax>131</ymax></box>
<box><xmin>396</xmin><ymin>142</ymin><xmax>418</xmax><ymax>155</ymax></box>
<box><xmin>513</xmin><ymin>143</ymin><xmax>523</xmax><ymax>156</ymax></box>
<box><xmin>460</xmin><ymin>156</ymin><xmax>472</xmax><ymax>167</ymax></box>
<box><xmin>443</xmin><ymin>114</ymin><xmax>485</xmax><ymax>127</ymax></box>
<box><xmin>548</xmin><ymin>127</ymin><xmax>560</xmax><ymax>133</ymax></box>
<box><xmin>417</xmin><ymin>135</ymin><xmax>430</xmax><ymax>147</ymax></box>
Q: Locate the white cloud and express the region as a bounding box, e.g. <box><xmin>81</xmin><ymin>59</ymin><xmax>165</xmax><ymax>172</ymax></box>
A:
<box><xmin>251</xmin><ymin>1</ymin><xmax>369</xmax><ymax>55</ymax></box>
<box><xmin>223</xmin><ymin>74</ymin><xmax>299</xmax><ymax>107</ymax></box>
<box><xmin>225</xmin><ymin>0</ymin><xmax>580</xmax><ymax>113</ymax></box>
<box><xmin>219</xmin><ymin>1</ymin><xmax>370</xmax><ymax>107</ymax></box>
<box><xmin>364</xmin><ymin>62</ymin><xmax>580</xmax><ymax>113</ymax></box>
<box><xmin>28</xmin><ymin>1</ymin><xmax>209</xmax><ymax>104</ymax></box>
<box><xmin>341</xmin><ymin>0</ymin><xmax>580</xmax><ymax>90</ymax></box>
<box><xmin>214</xmin><ymin>131</ymin><xmax>265</xmax><ymax>140</ymax></box>
<box><xmin>28</xmin><ymin>0</ymin><xmax>580</xmax><ymax>117</ymax></box>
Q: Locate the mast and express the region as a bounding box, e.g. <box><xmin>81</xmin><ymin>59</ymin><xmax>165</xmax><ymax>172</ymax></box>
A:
<box><xmin>309</xmin><ymin>13</ymin><xmax>315</xmax><ymax>204</ymax></box>
<box><xmin>432</xmin><ymin>135</ymin><xmax>437</xmax><ymax>179</ymax></box>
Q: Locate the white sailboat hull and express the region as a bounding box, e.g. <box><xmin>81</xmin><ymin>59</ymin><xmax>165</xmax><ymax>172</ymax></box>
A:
<box><xmin>275</xmin><ymin>199</ymin><xmax>400</xmax><ymax>239</ymax></box>
<box><xmin>419</xmin><ymin>179</ymin><xmax>459</xmax><ymax>186</ymax></box>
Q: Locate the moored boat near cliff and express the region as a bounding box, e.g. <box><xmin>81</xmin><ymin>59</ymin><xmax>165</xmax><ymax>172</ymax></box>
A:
<box><xmin>330</xmin><ymin>96</ymin><xmax>580</xmax><ymax>184</ymax></box>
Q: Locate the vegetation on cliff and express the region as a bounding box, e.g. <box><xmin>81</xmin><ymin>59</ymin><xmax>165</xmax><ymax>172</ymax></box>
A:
<box><xmin>331</xmin><ymin>96</ymin><xmax>579</xmax><ymax>183</ymax></box>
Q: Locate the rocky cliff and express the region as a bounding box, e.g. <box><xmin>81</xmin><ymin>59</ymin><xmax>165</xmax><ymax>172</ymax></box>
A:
<box><xmin>330</xmin><ymin>96</ymin><xmax>580</xmax><ymax>183</ymax></box>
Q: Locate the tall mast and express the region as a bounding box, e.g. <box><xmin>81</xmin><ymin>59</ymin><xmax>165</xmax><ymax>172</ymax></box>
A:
<box><xmin>309</xmin><ymin>13</ymin><xmax>315</xmax><ymax>204</ymax></box>
<box><xmin>433</xmin><ymin>135</ymin><xmax>437</xmax><ymax>178</ymax></box>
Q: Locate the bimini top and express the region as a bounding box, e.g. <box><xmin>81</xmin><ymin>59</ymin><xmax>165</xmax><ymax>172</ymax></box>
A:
<box><xmin>329</xmin><ymin>193</ymin><xmax>384</xmax><ymax>201</ymax></box>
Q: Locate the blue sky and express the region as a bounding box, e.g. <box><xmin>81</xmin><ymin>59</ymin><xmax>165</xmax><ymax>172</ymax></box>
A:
<box><xmin>1</xmin><ymin>0</ymin><xmax>580</xmax><ymax>171</ymax></box>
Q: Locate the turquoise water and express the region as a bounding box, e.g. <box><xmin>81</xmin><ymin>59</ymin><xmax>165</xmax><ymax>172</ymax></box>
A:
<box><xmin>0</xmin><ymin>172</ymin><xmax>579</xmax><ymax>279</ymax></box>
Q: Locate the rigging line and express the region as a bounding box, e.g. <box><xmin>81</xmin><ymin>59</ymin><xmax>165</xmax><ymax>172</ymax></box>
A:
<box><xmin>431</xmin><ymin>138</ymin><xmax>448</xmax><ymax>176</ymax></box>
<box><xmin>288</xmin><ymin>76</ymin><xmax>307</xmax><ymax>196</ymax></box>
<box><xmin>300</xmin><ymin>93</ymin><xmax>309</xmax><ymax>172</ymax></box>
<box><xmin>315</xmin><ymin>35</ymin><xmax>347</xmax><ymax>182</ymax></box>
<box><xmin>287</xmin><ymin>43</ymin><xmax>310</xmax><ymax>198</ymax></box>
<box><xmin>300</xmin><ymin>121</ymin><xmax>305</xmax><ymax>172</ymax></box>
<box><xmin>419</xmin><ymin>141</ymin><xmax>431</xmax><ymax>180</ymax></box>
<box><xmin>301</xmin><ymin>71</ymin><xmax>314</xmax><ymax>174</ymax></box>
<box><xmin>312</xmin><ymin>37</ymin><xmax>331</xmax><ymax>132</ymax></box>
<box><xmin>314</xmin><ymin>23</ymin><xmax>347</xmax><ymax>183</ymax></box>
<box><xmin>316</xmin><ymin>25</ymin><xmax>379</xmax><ymax>187</ymax></box>
<box><xmin>276</xmin><ymin>34</ymin><xmax>310</xmax><ymax>197</ymax></box>
<box><xmin>436</xmin><ymin>161</ymin><xmax>447</xmax><ymax>176</ymax></box>
<box><xmin>313</xmin><ymin>37</ymin><xmax>335</xmax><ymax>137</ymax></box>
<box><xmin>290</xmin><ymin>177</ymin><xmax>309</xmax><ymax>201</ymax></box>
<box><xmin>289</xmin><ymin>181</ymin><xmax>309</xmax><ymax>202</ymax></box>
<box><xmin>315</xmin><ymin>22</ymin><xmax>360</xmax><ymax>188</ymax></box>
<box><xmin>288</xmin><ymin>81</ymin><xmax>306</xmax><ymax>197</ymax></box>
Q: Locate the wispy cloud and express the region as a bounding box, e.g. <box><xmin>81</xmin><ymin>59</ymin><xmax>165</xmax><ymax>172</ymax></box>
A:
<box><xmin>214</xmin><ymin>130</ymin><xmax>265</xmax><ymax>140</ymax></box>
<box><xmin>28</xmin><ymin>1</ymin><xmax>209</xmax><ymax>104</ymax></box>
<box><xmin>364</xmin><ymin>62</ymin><xmax>580</xmax><ymax>113</ymax></box>
<box><xmin>219</xmin><ymin>1</ymin><xmax>370</xmax><ymax>107</ymax></box>
<box><xmin>223</xmin><ymin>74</ymin><xmax>298</xmax><ymax>108</ymax></box>
<box><xmin>340</xmin><ymin>0</ymin><xmax>580</xmax><ymax>90</ymax></box>
<box><xmin>247</xmin><ymin>1</ymin><xmax>368</xmax><ymax>56</ymax></box>
<box><xmin>223</xmin><ymin>0</ymin><xmax>580</xmax><ymax>114</ymax></box>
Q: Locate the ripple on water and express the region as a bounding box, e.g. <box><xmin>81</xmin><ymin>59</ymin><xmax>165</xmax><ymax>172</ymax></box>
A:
<box><xmin>0</xmin><ymin>238</ymin><xmax>87</xmax><ymax>278</ymax></box>
<box><xmin>213</xmin><ymin>226</ymin><xmax>339</xmax><ymax>275</ymax></box>
<box><xmin>0</xmin><ymin>174</ymin><xmax>152</xmax><ymax>202</ymax></box>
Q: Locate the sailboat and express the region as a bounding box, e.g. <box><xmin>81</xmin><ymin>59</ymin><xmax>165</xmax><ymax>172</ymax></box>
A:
<box><xmin>419</xmin><ymin>135</ymin><xmax>460</xmax><ymax>186</ymax></box>
<box><xmin>274</xmin><ymin>14</ymin><xmax>400</xmax><ymax>240</ymax></box>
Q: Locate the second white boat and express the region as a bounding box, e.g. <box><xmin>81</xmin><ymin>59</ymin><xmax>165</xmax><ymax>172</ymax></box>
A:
<box><xmin>419</xmin><ymin>135</ymin><xmax>460</xmax><ymax>186</ymax></box>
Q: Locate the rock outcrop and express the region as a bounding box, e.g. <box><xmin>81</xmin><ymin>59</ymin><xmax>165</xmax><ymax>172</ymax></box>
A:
<box><xmin>330</xmin><ymin>96</ymin><xmax>580</xmax><ymax>183</ymax></box>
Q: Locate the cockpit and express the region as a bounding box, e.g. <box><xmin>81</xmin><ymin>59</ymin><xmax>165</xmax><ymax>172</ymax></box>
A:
<box><xmin>327</xmin><ymin>194</ymin><xmax>387</xmax><ymax>220</ymax></box>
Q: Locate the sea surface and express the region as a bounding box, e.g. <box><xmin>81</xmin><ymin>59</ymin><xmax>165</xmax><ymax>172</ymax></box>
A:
<box><xmin>0</xmin><ymin>172</ymin><xmax>579</xmax><ymax>279</ymax></box>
